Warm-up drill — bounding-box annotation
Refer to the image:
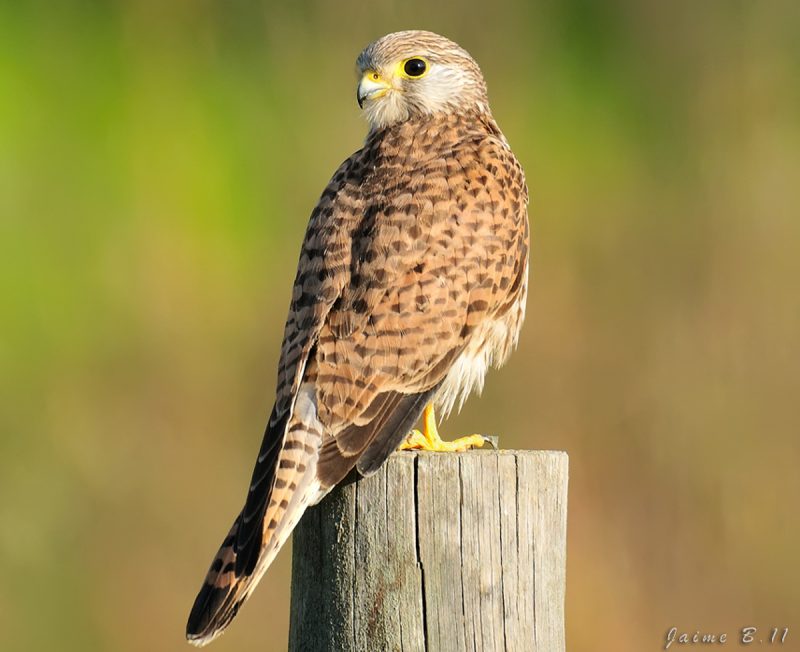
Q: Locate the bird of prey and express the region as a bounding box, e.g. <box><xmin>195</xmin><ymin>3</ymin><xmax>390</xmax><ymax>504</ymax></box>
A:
<box><xmin>186</xmin><ymin>30</ymin><xmax>529</xmax><ymax>646</ymax></box>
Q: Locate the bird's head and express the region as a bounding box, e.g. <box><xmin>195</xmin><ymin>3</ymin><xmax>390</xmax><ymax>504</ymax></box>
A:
<box><xmin>355</xmin><ymin>30</ymin><xmax>490</xmax><ymax>131</ymax></box>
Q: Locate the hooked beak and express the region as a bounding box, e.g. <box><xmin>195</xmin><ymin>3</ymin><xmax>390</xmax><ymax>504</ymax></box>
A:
<box><xmin>357</xmin><ymin>71</ymin><xmax>391</xmax><ymax>108</ymax></box>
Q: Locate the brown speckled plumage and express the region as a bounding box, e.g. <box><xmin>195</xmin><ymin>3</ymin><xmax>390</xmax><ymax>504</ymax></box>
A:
<box><xmin>187</xmin><ymin>31</ymin><xmax>529</xmax><ymax>646</ymax></box>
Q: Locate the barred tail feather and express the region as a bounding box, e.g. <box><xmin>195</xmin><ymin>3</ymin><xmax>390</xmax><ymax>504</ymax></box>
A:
<box><xmin>185</xmin><ymin>486</ymin><xmax>319</xmax><ymax>646</ymax></box>
<box><xmin>186</xmin><ymin>517</ymin><xmax>246</xmax><ymax>646</ymax></box>
<box><xmin>186</xmin><ymin>387</ymin><xmax>325</xmax><ymax>646</ymax></box>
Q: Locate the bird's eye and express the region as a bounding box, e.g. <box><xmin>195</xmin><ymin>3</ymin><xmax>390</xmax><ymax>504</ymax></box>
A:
<box><xmin>403</xmin><ymin>58</ymin><xmax>427</xmax><ymax>77</ymax></box>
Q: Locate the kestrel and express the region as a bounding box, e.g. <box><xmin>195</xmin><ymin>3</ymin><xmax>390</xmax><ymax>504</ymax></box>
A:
<box><xmin>186</xmin><ymin>30</ymin><xmax>529</xmax><ymax>646</ymax></box>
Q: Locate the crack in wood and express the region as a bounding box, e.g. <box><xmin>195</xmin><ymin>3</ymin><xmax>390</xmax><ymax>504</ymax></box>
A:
<box><xmin>289</xmin><ymin>450</ymin><xmax>567</xmax><ymax>652</ymax></box>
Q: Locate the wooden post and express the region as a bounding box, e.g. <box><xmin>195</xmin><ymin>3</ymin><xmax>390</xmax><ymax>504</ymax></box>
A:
<box><xmin>289</xmin><ymin>450</ymin><xmax>568</xmax><ymax>652</ymax></box>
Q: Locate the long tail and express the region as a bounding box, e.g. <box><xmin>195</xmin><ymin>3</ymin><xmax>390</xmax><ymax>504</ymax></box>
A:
<box><xmin>186</xmin><ymin>389</ymin><xmax>324</xmax><ymax>646</ymax></box>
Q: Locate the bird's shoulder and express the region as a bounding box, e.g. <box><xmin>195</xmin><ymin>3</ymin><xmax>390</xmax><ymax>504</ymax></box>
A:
<box><xmin>273</xmin><ymin>116</ymin><xmax>528</xmax><ymax>418</ymax></box>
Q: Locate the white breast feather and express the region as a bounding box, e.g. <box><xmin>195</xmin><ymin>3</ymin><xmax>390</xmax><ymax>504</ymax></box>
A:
<box><xmin>435</xmin><ymin>278</ymin><xmax>528</xmax><ymax>418</ymax></box>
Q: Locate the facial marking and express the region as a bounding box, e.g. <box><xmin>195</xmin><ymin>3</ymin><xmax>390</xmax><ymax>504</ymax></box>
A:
<box><xmin>354</xmin><ymin>30</ymin><xmax>489</xmax><ymax>130</ymax></box>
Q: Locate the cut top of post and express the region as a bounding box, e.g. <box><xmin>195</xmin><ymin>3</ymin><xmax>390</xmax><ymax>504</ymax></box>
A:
<box><xmin>290</xmin><ymin>450</ymin><xmax>568</xmax><ymax>652</ymax></box>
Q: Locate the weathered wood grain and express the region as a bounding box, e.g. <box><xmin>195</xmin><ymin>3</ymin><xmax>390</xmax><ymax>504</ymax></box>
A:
<box><xmin>289</xmin><ymin>450</ymin><xmax>568</xmax><ymax>652</ymax></box>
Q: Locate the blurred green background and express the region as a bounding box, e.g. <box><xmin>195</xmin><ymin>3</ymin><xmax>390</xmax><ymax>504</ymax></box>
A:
<box><xmin>1</xmin><ymin>1</ymin><xmax>799</xmax><ymax>650</ymax></box>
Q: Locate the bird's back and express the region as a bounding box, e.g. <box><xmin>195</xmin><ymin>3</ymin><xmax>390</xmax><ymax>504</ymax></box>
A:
<box><xmin>187</xmin><ymin>110</ymin><xmax>529</xmax><ymax>646</ymax></box>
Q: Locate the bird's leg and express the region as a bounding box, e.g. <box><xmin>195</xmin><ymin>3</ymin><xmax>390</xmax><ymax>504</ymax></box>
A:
<box><xmin>399</xmin><ymin>404</ymin><xmax>495</xmax><ymax>452</ymax></box>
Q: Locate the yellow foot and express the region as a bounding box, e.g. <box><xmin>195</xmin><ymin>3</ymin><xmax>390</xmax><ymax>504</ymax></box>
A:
<box><xmin>398</xmin><ymin>404</ymin><xmax>497</xmax><ymax>452</ymax></box>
